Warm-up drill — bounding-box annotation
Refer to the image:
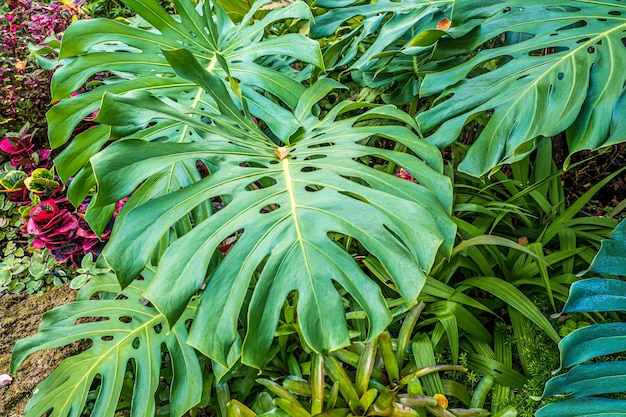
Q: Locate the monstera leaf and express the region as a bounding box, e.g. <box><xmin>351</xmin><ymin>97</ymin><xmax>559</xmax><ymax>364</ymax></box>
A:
<box><xmin>48</xmin><ymin>0</ymin><xmax>323</xmax><ymax>182</ymax></box>
<box><xmin>311</xmin><ymin>0</ymin><xmax>453</xmax><ymax>105</ymax></box>
<box><xmin>10</xmin><ymin>273</ymin><xmax>202</xmax><ymax>417</ymax></box>
<box><xmin>310</xmin><ymin>0</ymin><xmax>501</xmax><ymax>104</ymax></box>
<box><xmin>537</xmin><ymin>219</ymin><xmax>626</xmax><ymax>416</ymax></box>
<box><xmin>74</xmin><ymin>46</ymin><xmax>456</xmax><ymax>369</ymax></box>
<box><xmin>419</xmin><ymin>0</ymin><xmax>626</xmax><ymax>175</ymax></box>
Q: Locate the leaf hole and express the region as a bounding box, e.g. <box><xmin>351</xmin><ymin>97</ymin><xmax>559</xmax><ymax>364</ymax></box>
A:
<box><xmin>239</xmin><ymin>161</ymin><xmax>267</xmax><ymax>168</ymax></box>
<box><xmin>338</xmin><ymin>190</ymin><xmax>368</xmax><ymax>203</ymax></box>
<box><xmin>196</xmin><ymin>160</ymin><xmax>210</xmax><ymax>177</ymax></box>
<box><xmin>74</xmin><ymin>316</ymin><xmax>109</xmax><ymax>325</ymax></box>
<box><xmin>269</xmin><ymin>160</ymin><xmax>279</xmax><ymax>165</ymax></box>
<box><xmin>502</xmin><ymin>6</ymin><xmax>511</xmax><ymax>13</ymax></box>
<box><xmin>528</xmin><ymin>46</ymin><xmax>568</xmax><ymax>56</ymax></box>
<box><xmin>609</xmin><ymin>10</ymin><xmax>622</xmax><ymax>16</ymax></box>
<box><xmin>558</xmin><ymin>72</ymin><xmax>564</xmax><ymax>80</ymax></box>
<box><xmin>260</xmin><ymin>204</ymin><xmax>280</xmax><ymax>213</ymax></box>
<box><xmin>153</xmin><ymin>323</ymin><xmax>163</xmax><ymax>334</ymax></box>
<box><xmin>621</xmin><ymin>38</ymin><xmax>626</xmax><ymax>48</ymax></box>
<box><xmin>576</xmin><ymin>37</ymin><xmax>591</xmax><ymax>44</ymax></box>
<box><xmin>119</xmin><ymin>316</ymin><xmax>133</xmax><ymax>323</ymax></box>
<box><xmin>598</xmin><ymin>18</ymin><xmax>608</xmax><ymax>22</ymax></box>
<box><xmin>556</xmin><ymin>20</ymin><xmax>587</xmax><ymax>31</ymax></box>
<box><xmin>305</xmin><ymin>184</ymin><xmax>325</xmax><ymax>192</ymax></box>
<box><xmin>516</xmin><ymin>74</ymin><xmax>530</xmax><ymax>81</ymax></box>
<box><xmin>246</xmin><ymin>177</ymin><xmax>277</xmax><ymax>191</ymax></box>
<box><xmin>307</xmin><ymin>142</ymin><xmax>335</xmax><ymax>148</ymax></box>
<box><xmin>101</xmin><ymin>335</ymin><xmax>113</xmax><ymax>341</ymax></box>
<box><xmin>132</xmin><ymin>337</ymin><xmax>140</xmax><ymax>349</ymax></box>
<box><xmin>587</xmin><ymin>46</ymin><xmax>596</xmax><ymax>54</ymax></box>
<box><xmin>301</xmin><ymin>166</ymin><xmax>320</xmax><ymax>173</ymax></box>
<box><xmin>218</xmin><ymin>231</ymin><xmax>242</xmax><ymax>255</ymax></box>
<box><xmin>139</xmin><ymin>299</ymin><xmax>153</xmax><ymax>307</ymax></box>
<box><xmin>547</xmin><ymin>5</ymin><xmax>581</xmax><ymax>12</ymax></box>
<box><xmin>304</xmin><ymin>154</ymin><xmax>327</xmax><ymax>161</ymax></box>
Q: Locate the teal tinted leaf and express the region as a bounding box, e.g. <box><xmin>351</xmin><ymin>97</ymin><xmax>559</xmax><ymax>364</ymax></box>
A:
<box><xmin>589</xmin><ymin>218</ymin><xmax>626</xmax><ymax>275</ymax></box>
<box><xmin>10</xmin><ymin>275</ymin><xmax>201</xmax><ymax>417</ymax></box>
<box><xmin>537</xmin><ymin>398</ymin><xmax>626</xmax><ymax>417</ymax></box>
<box><xmin>544</xmin><ymin>361</ymin><xmax>626</xmax><ymax>398</ymax></box>
<box><xmin>562</xmin><ymin>278</ymin><xmax>626</xmax><ymax>314</ymax></box>
<box><xmin>419</xmin><ymin>0</ymin><xmax>626</xmax><ymax>175</ymax></box>
<box><xmin>541</xmin><ymin>219</ymin><xmax>626</xmax><ymax>412</ymax></box>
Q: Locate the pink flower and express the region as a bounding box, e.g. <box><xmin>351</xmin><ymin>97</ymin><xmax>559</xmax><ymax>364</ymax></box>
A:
<box><xmin>396</xmin><ymin>168</ymin><xmax>415</xmax><ymax>182</ymax></box>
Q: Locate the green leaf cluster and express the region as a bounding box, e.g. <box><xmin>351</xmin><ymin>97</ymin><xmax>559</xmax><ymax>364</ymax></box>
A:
<box><xmin>9</xmin><ymin>0</ymin><xmax>626</xmax><ymax>416</ymax></box>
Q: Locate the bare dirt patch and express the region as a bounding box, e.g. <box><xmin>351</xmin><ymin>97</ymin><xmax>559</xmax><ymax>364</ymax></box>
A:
<box><xmin>0</xmin><ymin>285</ymin><xmax>81</xmax><ymax>416</ymax></box>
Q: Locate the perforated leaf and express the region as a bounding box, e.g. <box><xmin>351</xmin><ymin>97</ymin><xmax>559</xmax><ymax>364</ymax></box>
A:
<box><xmin>87</xmin><ymin>48</ymin><xmax>455</xmax><ymax>369</ymax></box>
<box><xmin>10</xmin><ymin>274</ymin><xmax>201</xmax><ymax>417</ymax></box>
<box><xmin>419</xmin><ymin>0</ymin><xmax>626</xmax><ymax>175</ymax></box>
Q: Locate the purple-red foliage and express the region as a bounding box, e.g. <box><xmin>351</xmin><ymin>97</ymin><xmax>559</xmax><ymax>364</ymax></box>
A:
<box><xmin>26</xmin><ymin>197</ymin><xmax>126</xmax><ymax>264</ymax></box>
<box><xmin>0</xmin><ymin>125</ymin><xmax>51</xmax><ymax>170</ymax></box>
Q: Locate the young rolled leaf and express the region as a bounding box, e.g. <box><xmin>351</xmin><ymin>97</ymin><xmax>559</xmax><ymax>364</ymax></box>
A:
<box><xmin>419</xmin><ymin>0</ymin><xmax>626</xmax><ymax>175</ymax></box>
<box><xmin>10</xmin><ymin>275</ymin><xmax>202</xmax><ymax>417</ymax></box>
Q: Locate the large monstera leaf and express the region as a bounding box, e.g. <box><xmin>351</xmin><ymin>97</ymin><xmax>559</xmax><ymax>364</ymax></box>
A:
<box><xmin>79</xmin><ymin>48</ymin><xmax>456</xmax><ymax>370</ymax></box>
<box><xmin>419</xmin><ymin>0</ymin><xmax>626</xmax><ymax>175</ymax></box>
<box><xmin>537</xmin><ymin>219</ymin><xmax>626</xmax><ymax>416</ymax></box>
<box><xmin>10</xmin><ymin>273</ymin><xmax>201</xmax><ymax>417</ymax></box>
<box><xmin>49</xmin><ymin>0</ymin><xmax>322</xmax><ymax>182</ymax></box>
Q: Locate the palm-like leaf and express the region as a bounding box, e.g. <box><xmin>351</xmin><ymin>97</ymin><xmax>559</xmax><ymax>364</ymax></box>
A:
<box><xmin>10</xmin><ymin>273</ymin><xmax>201</xmax><ymax>417</ymax></box>
<box><xmin>80</xmin><ymin>47</ymin><xmax>455</xmax><ymax>369</ymax></box>
<box><xmin>419</xmin><ymin>0</ymin><xmax>626</xmax><ymax>175</ymax></box>
<box><xmin>537</xmin><ymin>219</ymin><xmax>626</xmax><ymax>416</ymax></box>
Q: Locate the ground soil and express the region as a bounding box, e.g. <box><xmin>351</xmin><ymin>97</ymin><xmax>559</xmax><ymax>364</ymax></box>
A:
<box><xmin>560</xmin><ymin>143</ymin><xmax>626</xmax><ymax>216</ymax></box>
<box><xmin>0</xmin><ymin>285</ymin><xmax>82</xmax><ymax>416</ymax></box>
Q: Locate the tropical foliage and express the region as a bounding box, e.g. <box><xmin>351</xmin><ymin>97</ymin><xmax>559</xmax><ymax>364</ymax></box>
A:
<box><xmin>5</xmin><ymin>0</ymin><xmax>626</xmax><ymax>416</ymax></box>
<box><xmin>537</xmin><ymin>219</ymin><xmax>626</xmax><ymax>416</ymax></box>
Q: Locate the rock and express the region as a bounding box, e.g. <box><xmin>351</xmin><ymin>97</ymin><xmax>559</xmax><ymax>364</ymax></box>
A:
<box><xmin>0</xmin><ymin>374</ymin><xmax>12</xmax><ymax>387</ymax></box>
